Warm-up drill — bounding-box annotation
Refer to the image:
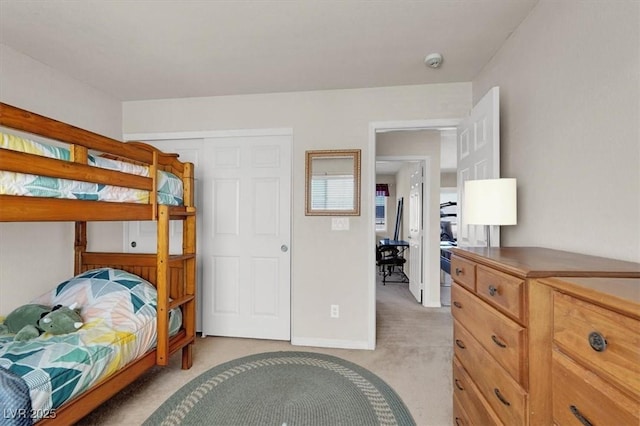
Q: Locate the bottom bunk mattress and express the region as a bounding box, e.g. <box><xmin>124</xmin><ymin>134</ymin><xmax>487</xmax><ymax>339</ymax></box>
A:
<box><xmin>0</xmin><ymin>268</ymin><xmax>181</xmax><ymax>423</ymax></box>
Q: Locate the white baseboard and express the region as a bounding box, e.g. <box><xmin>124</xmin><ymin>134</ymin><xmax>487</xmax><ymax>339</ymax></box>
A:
<box><xmin>291</xmin><ymin>337</ymin><xmax>374</xmax><ymax>350</ymax></box>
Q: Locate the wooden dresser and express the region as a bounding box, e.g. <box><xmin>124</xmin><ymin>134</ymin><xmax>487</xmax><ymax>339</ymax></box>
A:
<box><xmin>449</xmin><ymin>247</ymin><xmax>640</xmax><ymax>426</ymax></box>
<box><xmin>536</xmin><ymin>276</ymin><xmax>639</xmax><ymax>426</ymax></box>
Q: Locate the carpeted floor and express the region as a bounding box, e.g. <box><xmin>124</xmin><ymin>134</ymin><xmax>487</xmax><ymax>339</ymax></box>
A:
<box><xmin>77</xmin><ymin>275</ymin><xmax>453</xmax><ymax>426</ymax></box>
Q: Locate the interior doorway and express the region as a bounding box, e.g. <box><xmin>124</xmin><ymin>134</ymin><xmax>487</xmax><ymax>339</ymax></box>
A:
<box><xmin>367</xmin><ymin>119</ymin><xmax>459</xmax><ymax>348</ymax></box>
<box><xmin>374</xmin><ymin>159</ymin><xmax>423</xmax><ymax>303</ymax></box>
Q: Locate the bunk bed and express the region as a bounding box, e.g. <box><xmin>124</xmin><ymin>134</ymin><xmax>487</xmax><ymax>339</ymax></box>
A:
<box><xmin>0</xmin><ymin>103</ymin><xmax>197</xmax><ymax>425</ymax></box>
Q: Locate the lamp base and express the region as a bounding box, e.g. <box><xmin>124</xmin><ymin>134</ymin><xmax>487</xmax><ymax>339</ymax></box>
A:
<box><xmin>485</xmin><ymin>224</ymin><xmax>491</xmax><ymax>248</ymax></box>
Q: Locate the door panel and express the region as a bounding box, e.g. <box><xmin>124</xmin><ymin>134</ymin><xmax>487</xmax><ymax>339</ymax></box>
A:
<box><xmin>211</xmin><ymin>255</ymin><xmax>240</xmax><ymax>313</ymax></box>
<box><xmin>252</xmin><ymin>257</ymin><xmax>279</xmax><ymax>316</ymax></box>
<box><xmin>457</xmin><ymin>87</ymin><xmax>500</xmax><ymax>247</ymax></box>
<box><xmin>213</xmin><ymin>179</ymin><xmax>240</xmax><ymax>236</ymax></box>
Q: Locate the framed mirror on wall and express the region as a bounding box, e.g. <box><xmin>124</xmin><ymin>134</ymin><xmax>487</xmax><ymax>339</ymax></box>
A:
<box><xmin>305</xmin><ymin>149</ymin><xmax>361</xmax><ymax>216</ymax></box>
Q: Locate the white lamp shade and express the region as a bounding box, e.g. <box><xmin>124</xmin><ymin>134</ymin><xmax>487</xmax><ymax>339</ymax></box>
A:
<box><xmin>464</xmin><ymin>178</ymin><xmax>517</xmax><ymax>225</ymax></box>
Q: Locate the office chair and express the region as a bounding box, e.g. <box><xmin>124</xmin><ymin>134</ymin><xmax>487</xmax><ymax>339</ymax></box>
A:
<box><xmin>376</xmin><ymin>245</ymin><xmax>407</xmax><ymax>284</ymax></box>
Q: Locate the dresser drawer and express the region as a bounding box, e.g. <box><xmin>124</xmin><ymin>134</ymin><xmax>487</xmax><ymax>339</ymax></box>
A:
<box><xmin>453</xmin><ymin>393</ymin><xmax>471</xmax><ymax>426</ymax></box>
<box><xmin>452</xmin><ymin>283</ymin><xmax>526</xmax><ymax>385</ymax></box>
<box><xmin>476</xmin><ymin>265</ymin><xmax>525</xmax><ymax>323</ymax></box>
<box><xmin>451</xmin><ymin>256</ymin><xmax>476</xmax><ymax>291</ymax></box>
<box><xmin>453</xmin><ymin>356</ymin><xmax>503</xmax><ymax>426</ymax></box>
<box><xmin>552</xmin><ymin>349</ymin><xmax>639</xmax><ymax>426</ymax></box>
<box><xmin>553</xmin><ymin>291</ymin><xmax>640</xmax><ymax>397</ymax></box>
<box><xmin>454</xmin><ymin>320</ymin><xmax>528</xmax><ymax>426</ymax></box>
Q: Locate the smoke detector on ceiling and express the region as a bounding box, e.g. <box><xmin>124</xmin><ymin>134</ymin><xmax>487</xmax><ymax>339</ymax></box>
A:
<box><xmin>424</xmin><ymin>53</ymin><xmax>443</xmax><ymax>69</ymax></box>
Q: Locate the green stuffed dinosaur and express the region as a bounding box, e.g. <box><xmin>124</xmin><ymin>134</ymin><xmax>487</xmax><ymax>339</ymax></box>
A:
<box><xmin>0</xmin><ymin>302</ymin><xmax>84</xmax><ymax>341</ymax></box>
<box><xmin>38</xmin><ymin>303</ymin><xmax>84</xmax><ymax>336</ymax></box>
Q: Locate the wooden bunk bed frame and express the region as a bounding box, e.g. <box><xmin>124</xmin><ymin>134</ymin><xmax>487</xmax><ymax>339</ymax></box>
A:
<box><xmin>0</xmin><ymin>103</ymin><xmax>196</xmax><ymax>424</ymax></box>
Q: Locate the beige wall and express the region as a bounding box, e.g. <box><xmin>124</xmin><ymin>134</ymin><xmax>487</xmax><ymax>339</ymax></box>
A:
<box><xmin>473</xmin><ymin>1</ymin><xmax>640</xmax><ymax>262</ymax></box>
<box><xmin>440</xmin><ymin>172</ymin><xmax>457</xmax><ymax>189</ymax></box>
<box><xmin>123</xmin><ymin>84</ymin><xmax>470</xmax><ymax>347</ymax></box>
<box><xmin>0</xmin><ymin>44</ymin><xmax>123</xmax><ymax>313</ymax></box>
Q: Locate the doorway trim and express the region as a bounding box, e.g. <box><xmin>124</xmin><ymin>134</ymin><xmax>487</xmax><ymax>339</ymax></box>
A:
<box><xmin>368</xmin><ymin>119</ymin><xmax>460</xmax><ymax>349</ymax></box>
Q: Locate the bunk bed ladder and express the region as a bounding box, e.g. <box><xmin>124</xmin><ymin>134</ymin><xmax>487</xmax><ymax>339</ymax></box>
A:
<box><xmin>181</xmin><ymin>162</ymin><xmax>196</xmax><ymax>369</ymax></box>
<box><xmin>181</xmin><ymin>210</ymin><xmax>196</xmax><ymax>369</ymax></box>
<box><xmin>156</xmin><ymin>204</ymin><xmax>170</xmax><ymax>366</ymax></box>
<box><xmin>156</xmin><ymin>162</ymin><xmax>196</xmax><ymax>367</ymax></box>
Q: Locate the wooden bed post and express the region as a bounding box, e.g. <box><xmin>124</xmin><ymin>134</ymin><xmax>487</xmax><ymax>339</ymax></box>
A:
<box><xmin>74</xmin><ymin>222</ymin><xmax>87</xmax><ymax>276</ymax></box>
<box><xmin>150</xmin><ymin>151</ymin><xmax>158</xmax><ymax>220</ymax></box>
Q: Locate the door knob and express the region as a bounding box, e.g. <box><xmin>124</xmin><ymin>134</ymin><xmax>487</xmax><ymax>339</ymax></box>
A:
<box><xmin>131</xmin><ymin>241</ymin><xmax>137</xmax><ymax>248</ymax></box>
<box><xmin>281</xmin><ymin>245</ymin><xmax>289</xmax><ymax>252</ymax></box>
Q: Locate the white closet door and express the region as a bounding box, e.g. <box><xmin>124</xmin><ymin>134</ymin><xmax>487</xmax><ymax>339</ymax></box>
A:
<box><xmin>126</xmin><ymin>139</ymin><xmax>202</xmax><ymax>255</ymax></box>
<box><xmin>201</xmin><ymin>134</ymin><xmax>291</xmax><ymax>340</ymax></box>
<box><xmin>126</xmin><ymin>139</ymin><xmax>204</xmax><ymax>330</ymax></box>
<box><xmin>125</xmin><ymin>134</ymin><xmax>292</xmax><ymax>339</ymax></box>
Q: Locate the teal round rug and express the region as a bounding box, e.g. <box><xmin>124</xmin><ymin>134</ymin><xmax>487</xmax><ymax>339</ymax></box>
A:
<box><xmin>143</xmin><ymin>351</ymin><xmax>416</xmax><ymax>426</ymax></box>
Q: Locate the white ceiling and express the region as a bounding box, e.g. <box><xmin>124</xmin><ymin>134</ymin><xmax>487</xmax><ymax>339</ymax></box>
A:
<box><xmin>0</xmin><ymin>1</ymin><xmax>538</xmax><ymax>101</ymax></box>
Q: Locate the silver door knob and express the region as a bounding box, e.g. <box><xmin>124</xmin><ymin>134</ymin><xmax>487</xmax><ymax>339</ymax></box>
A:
<box><xmin>281</xmin><ymin>245</ymin><xmax>289</xmax><ymax>252</ymax></box>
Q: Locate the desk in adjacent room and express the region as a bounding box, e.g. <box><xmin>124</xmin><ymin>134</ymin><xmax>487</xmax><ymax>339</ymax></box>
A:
<box><xmin>379</xmin><ymin>239</ymin><xmax>409</xmax><ymax>251</ymax></box>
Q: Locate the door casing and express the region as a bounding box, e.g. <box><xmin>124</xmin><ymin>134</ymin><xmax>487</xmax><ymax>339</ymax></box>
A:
<box><xmin>369</xmin><ymin>119</ymin><xmax>460</xmax><ymax>349</ymax></box>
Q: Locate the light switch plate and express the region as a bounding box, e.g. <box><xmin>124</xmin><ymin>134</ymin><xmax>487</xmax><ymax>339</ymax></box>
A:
<box><xmin>331</xmin><ymin>217</ymin><xmax>349</xmax><ymax>231</ymax></box>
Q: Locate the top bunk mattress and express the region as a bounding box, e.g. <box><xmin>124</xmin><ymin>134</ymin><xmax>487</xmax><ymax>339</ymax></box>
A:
<box><xmin>0</xmin><ymin>133</ymin><xmax>184</xmax><ymax>205</ymax></box>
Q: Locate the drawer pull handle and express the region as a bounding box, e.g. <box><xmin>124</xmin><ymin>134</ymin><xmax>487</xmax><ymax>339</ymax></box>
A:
<box><xmin>453</xmin><ymin>301</ymin><xmax>462</xmax><ymax>309</ymax></box>
<box><xmin>455</xmin><ymin>339</ymin><xmax>466</xmax><ymax>349</ymax></box>
<box><xmin>454</xmin><ymin>379</ymin><xmax>464</xmax><ymax>391</ymax></box>
<box><xmin>570</xmin><ymin>405</ymin><xmax>593</xmax><ymax>426</ymax></box>
<box><xmin>494</xmin><ymin>388</ymin><xmax>511</xmax><ymax>406</ymax></box>
<box><xmin>491</xmin><ymin>335</ymin><xmax>507</xmax><ymax>348</ymax></box>
<box><xmin>488</xmin><ymin>285</ymin><xmax>498</xmax><ymax>296</ymax></box>
<box><xmin>588</xmin><ymin>331</ymin><xmax>607</xmax><ymax>352</ymax></box>
<box><xmin>455</xmin><ymin>267</ymin><xmax>463</xmax><ymax>276</ymax></box>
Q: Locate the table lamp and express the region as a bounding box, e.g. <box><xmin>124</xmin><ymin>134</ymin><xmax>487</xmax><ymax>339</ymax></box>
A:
<box><xmin>463</xmin><ymin>178</ymin><xmax>517</xmax><ymax>247</ymax></box>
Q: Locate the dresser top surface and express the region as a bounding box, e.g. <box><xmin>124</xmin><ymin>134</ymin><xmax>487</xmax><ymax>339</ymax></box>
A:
<box><xmin>450</xmin><ymin>247</ymin><xmax>640</xmax><ymax>278</ymax></box>
<box><xmin>542</xmin><ymin>275</ymin><xmax>640</xmax><ymax>309</ymax></box>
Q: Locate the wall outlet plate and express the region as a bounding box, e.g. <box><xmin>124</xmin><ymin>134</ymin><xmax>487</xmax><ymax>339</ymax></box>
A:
<box><xmin>330</xmin><ymin>304</ymin><xmax>339</xmax><ymax>318</ymax></box>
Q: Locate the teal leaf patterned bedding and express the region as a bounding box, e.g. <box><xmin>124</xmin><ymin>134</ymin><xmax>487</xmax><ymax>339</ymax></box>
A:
<box><xmin>0</xmin><ymin>132</ymin><xmax>183</xmax><ymax>205</ymax></box>
<box><xmin>0</xmin><ymin>268</ymin><xmax>182</xmax><ymax>421</ymax></box>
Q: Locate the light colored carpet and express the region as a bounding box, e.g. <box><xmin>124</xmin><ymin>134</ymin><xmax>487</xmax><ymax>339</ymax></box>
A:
<box><xmin>77</xmin><ymin>277</ymin><xmax>453</xmax><ymax>426</ymax></box>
